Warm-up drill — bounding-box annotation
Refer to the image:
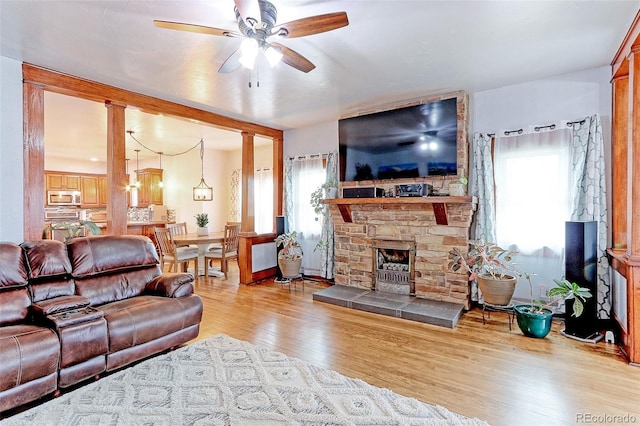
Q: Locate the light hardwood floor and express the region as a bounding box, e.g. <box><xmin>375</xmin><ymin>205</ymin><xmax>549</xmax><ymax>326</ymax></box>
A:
<box><xmin>193</xmin><ymin>265</ymin><xmax>640</xmax><ymax>426</ymax></box>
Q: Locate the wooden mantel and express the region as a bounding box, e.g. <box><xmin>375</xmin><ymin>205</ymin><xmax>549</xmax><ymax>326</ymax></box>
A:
<box><xmin>324</xmin><ymin>196</ymin><xmax>477</xmax><ymax>225</ymax></box>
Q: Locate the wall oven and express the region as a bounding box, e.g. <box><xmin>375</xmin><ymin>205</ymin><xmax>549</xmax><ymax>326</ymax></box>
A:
<box><xmin>47</xmin><ymin>190</ymin><xmax>82</xmax><ymax>206</ymax></box>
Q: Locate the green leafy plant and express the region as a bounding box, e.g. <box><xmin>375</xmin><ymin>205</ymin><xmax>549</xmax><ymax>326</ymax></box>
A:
<box><xmin>310</xmin><ymin>178</ymin><xmax>338</xmax><ymax>221</ymax></box>
<box><xmin>194</xmin><ymin>213</ymin><xmax>209</xmax><ymax>227</ymax></box>
<box><xmin>458</xmin><ymin>176</ymin><xmax>469</xmax><ymax>185</ymax></box>
<box><xmin>522</xmin><ymin>274</ymin><xmax>592</xmax><ymax>317</ymax></box>
<box><xmin>448</xmin><ymin>240</ymin><xmax>519</xmax><ymax>280</ymax></box>
<box><xmin>275</xmin><ymin>231</ymin><xmax>303</xmax><ymax>260</ymax></box>
<box><xmin>44</xmin><ymin>220</ymin><xmax>101</xmax><ymax>239</ymax></box>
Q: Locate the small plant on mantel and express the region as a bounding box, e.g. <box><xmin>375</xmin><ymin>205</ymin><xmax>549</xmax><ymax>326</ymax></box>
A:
<box><xmin>310</xmin><ymin>178</ymin><xmax>338</xmax><ymax>221</ymax></box>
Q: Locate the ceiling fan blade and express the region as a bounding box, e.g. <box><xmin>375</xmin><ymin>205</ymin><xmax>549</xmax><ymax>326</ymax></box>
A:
<box><xmin>218</xmin><ymin>48</ymin><xmax>243</xmax><ymax>74</ymax></box>
<box><xmin>153</xmin><ymin>20</ymin><xmax>241</xmax><ymax>38</ymax></box>
<box><xmin>274</xmin><ymin>12</ymin><xmax>348</xmax><ymax>38</ymax></box>
<box><xmin>271</xmin><ymin>42</ymin><xmax>315</xmax><ymax>73</ymax></box>
<box><xmin>234</xmin><ymin>0</ymin><xmax>261</xmax><ymax>27</ymax></box>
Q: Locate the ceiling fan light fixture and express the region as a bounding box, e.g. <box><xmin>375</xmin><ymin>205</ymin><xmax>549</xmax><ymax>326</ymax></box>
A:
<box><xmin>265</xmin><ymin>44</ymin><xmax>283</xmax><ymax>67</ymax></box>
<box><xmin>239</xmin><ymin>38</ymin><xmax>259</xmax><ymax>69</ymax></box>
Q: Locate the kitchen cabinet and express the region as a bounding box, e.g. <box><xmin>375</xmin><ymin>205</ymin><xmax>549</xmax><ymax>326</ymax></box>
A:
<box><xmin>80</xmin><ymin>176</ymin><xmax>99</xmax><ymax>207</ymax></box>
<box><xmin>46</xmin><ymin>172</ymin><xmax>81</xmax><ymax>191</ymax></box>
<box><xmin>136</xmin><ymin>168</ymin><xmax>163</xmax><ymax>207</ymax></box>
<box><xmin>98</xmin><ymin>176</ymin><xmax>108</xmax><ymax>206</ymax></box>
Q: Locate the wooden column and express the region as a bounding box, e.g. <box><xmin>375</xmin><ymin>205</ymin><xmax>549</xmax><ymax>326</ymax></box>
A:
<box><xmin>239</xmin><ymin>131</ymin><xmax>256</xmax><ymax>284</ymax></box>
<box><xmin>105</xmin><ymin>102</ymin><xmax>127</xmax><ymax>235</ymax></box>
<box><xmin>23</xmin><ymin>81</ymin><xmax>45</xmax><ymax>241</ymax></box>
<box><xmin>240</xmin><ymin>131</ymin><xmax>256</xmax><ymax>234</ymax></box>
<box><xmin>272</xmin><ymin>136</ymin><xmax>284</xmax><ymax>226</ymax></box>
<box><xmin>611</xmin><ymin>76</ymin><xmax>628</xmax><ymax>249</ymax></box>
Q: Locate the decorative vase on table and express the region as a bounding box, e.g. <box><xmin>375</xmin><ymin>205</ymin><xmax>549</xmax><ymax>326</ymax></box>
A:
<box><xmin>197</xmin><ymin>226</ymin><xmax>208</xmax><ymax>236</ymax></box>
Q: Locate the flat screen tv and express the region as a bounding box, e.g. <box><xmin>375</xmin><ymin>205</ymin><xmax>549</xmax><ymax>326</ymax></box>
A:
<box><xmin>339</xmin><ymin>97</ymin><xmax>458</xmax><ymax>182</ymax></box>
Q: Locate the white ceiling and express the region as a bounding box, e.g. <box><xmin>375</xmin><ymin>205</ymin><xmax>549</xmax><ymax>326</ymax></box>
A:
<box><xmin>1</xmin><ymin>1</ymin><xmax>638</xmax><ymax>161</ymax></box>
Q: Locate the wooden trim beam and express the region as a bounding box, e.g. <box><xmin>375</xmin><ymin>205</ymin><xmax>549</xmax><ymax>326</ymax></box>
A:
<box><xmin>105</xmin><ymin>102</ymin><xmax>128</xmax><ymax>235</ymax></box>
<box><xmin>22</xmin><ymin>64</ymin><xmax>283</xmax><ymax>139</ymax></box>
<box><xmin>23</xmin><ymin>82</ymin><xmax>45</xmax><ymax>241</ymax></box>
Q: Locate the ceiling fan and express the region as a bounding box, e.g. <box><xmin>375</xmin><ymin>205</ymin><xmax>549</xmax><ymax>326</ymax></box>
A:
<box><xmin>153</xmin><ymin>0</ymin><xmax>349</xmax><ymax>74</ymax></box>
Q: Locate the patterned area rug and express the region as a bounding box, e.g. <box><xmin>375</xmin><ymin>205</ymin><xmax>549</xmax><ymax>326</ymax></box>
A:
<box><xmin>3</xmin><ymin>334</ymin><xmax>490</xmax><ymax>425</ymax></box>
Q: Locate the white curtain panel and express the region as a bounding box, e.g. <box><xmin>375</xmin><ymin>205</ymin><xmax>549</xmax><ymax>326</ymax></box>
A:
<box><xmin>493</xmin><ymin>126</ymin><xmax>572</xmax><ymax>299</ymax></box>
<box><xmin>319</xmin><ymin>151</ymin><xmax>338</xmax><ymax>279</ymax></box>
<box><xmin>569</xmin><ymin>114</ymin><xmax>610</xmax><ymax>319</ymax></box>
<box><xmin>469</xmin><ymin>133</ymin><xmax>497</xmax><ymax>302</ymax></box>
<box><xmin>254</xmin><ymin>168</ymin><xmax>273</xmax><ymax>234</ymax></box>
<box><xmin>284</xmin><ymin>155</ymin><xmax>325</xmax><ymax>276</ymax></box>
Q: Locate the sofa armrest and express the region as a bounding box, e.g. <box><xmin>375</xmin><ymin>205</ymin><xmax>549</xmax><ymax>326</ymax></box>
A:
<box><xmin>32</xmin><ymin>295</ymin><xmax>91</xmax><ymax>316</ymax></box>
<box><xmin>145</xmin><ymin>273</ymin><xmax>194</xmax><ymax>298</ymax></box>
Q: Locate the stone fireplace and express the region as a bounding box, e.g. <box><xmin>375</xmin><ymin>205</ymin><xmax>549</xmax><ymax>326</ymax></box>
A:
<box><xmin>326</xmin><ymin>197</ymin><xmax>476</xmax><ymax>309</ymax></box>
<box><xmin>372</xmin><ymin>238</ymin><xmax>416</xmax><ymax>296</ymax></box>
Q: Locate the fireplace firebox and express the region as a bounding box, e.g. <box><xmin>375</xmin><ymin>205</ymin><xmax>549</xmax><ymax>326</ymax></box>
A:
<box><xmin>372</xmin><ymin>239</ymin><xmax>416</xmax><ymax>295</ymax></box>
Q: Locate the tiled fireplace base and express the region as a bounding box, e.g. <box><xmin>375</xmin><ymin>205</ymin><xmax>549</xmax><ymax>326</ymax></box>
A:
<box><xmin>312</xmin><ymin>285</ymin><xmax>464</xmax><ymax>328</ymax></box>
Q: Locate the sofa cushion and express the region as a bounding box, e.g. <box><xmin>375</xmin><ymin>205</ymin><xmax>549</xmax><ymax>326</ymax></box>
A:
<box><xmin>0</xmin><ymin>243</ymin><xmax>27</xmax><ymax>291</ymax></box>
<box><xmin>0</xmin><ymin>325</ymin><xmax>60</xmax><ymax>393</ymax></box>
<box><xmin>98</xmin><ymin>295</ymin><xmax>203</xmax><ymax>353</ymax></box>
<box><xmin>21</xmin><ymin>240</ymin><xmax>75</xmax><ymax>303</ymax></box>
<box><xmin>21</xmin><ymin>240</ymin><xmax>72</xmax><ymax>280</ymax></box>
<box><xmin>75</xmin><ymin>268</ymin><xmax>162</xmax><ymax>307</ymax></box>
<box><xmin>0</xmin><ymin>288</ymin><xmax>31</xmax><ymax>327</ymax></box>
<box><xmin>67</xmin><ymin>235</ymin><xmax>159</xmax><ymax>278</ymax></box>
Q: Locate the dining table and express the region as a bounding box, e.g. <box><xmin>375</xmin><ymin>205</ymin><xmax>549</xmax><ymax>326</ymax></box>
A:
<box><xmin>172</xmin><ymin>231</ymin><xmax>225</xmax><ymax>277</ymax></box>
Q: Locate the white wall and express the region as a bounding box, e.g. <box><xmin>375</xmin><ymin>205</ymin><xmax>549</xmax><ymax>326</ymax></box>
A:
<box><xmin>0</xmin><ymin>56</ymin><xmax>24</xmax><ymax>243</ymax></box>
<box><xmin>284</xmin><ymin>121</ymin><xmax>338</xmax><ymax>158</ymax></box>
<box><xmin>471</xmin><ymin>66</ymin><xmax>611</xmax><ymax>134</ymax></box>
<box><xmin>163</xmin><ymin>147</ymin><xmax>229</xmax><ymax>233</ymax></box>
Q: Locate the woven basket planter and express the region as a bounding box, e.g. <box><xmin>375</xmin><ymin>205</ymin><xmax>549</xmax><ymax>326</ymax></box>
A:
<box><xmin>477</xmin><ymin>274</ymin><xmax>517</xmax><ymax>306</ymax></box>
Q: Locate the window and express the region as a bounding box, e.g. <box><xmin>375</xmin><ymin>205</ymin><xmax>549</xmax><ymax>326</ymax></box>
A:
<box><xmin>493</xmin><ymin>129</ymin><xmax>572</xmax><ymax>293</ymax></box>
<box><xmin>254</xmin><ymin>168</ymin><xmax>273</xmax><ymax>234</ymax></box>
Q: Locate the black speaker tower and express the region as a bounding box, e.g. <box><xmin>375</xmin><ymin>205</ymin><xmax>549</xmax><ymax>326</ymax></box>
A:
<box><xmin>275</xmin><ymin>216</ymin><xmax>288</xmax><ymax>281</ymax></box>
<box><xmin>563</xmin><ymin>221</ymin><xmax>601</xmax><ymax>342</ymax></box>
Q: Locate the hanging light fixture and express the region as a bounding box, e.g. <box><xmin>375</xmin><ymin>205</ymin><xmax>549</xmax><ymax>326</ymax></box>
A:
<box><xmin>157</xmin><ymin>152</ymin><xmax>164</xmax><ymax>188</ymax></box>
<box><xmin>125</xmin><ymin>158</ymin><xmax>131</xmax><ymax>191</ymax></box>
<box><xmin>134</xmin><ymin>149</ymin><xmax>141</xmax><ymax>188</ymax></box>
<box><xmin>193</xmin><ymin>139</ymin><xmax>213</xmax><ymax>201</ymax></box>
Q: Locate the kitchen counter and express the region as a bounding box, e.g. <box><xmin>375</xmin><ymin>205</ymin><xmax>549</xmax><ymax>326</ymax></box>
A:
<box><xmin>93</xmin><ymin>221</ymin><xmax>173</xmax><ymax>229</ymax></box>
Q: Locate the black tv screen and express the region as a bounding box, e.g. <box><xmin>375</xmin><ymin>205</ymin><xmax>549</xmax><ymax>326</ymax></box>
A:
<box><xmin>339</xmin><ymin>97</ymin><xmax>458</xmax><ymax>182</ymax></box>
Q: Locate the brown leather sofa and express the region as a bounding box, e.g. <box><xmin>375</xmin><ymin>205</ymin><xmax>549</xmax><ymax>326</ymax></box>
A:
<box><xmin>0</xmin><ymin>235</ymin><xmax>203</xmax><ymax>414</ymax></box>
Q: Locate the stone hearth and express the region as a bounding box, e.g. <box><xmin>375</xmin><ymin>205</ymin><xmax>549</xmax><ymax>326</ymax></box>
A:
<box><xmin>312</xmin><ymin>285</ymin><xmax>464</xmax><ymax>328</ymax></box>
<box><xmin>325</xmin><ymin>197</ymin><xmax>477</xmax><ymax>309</ymax></box>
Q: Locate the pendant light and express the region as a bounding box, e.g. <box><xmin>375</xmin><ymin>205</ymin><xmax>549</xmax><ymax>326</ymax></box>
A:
<box><xmin>193</xmin><ymin>139</ymin><xmax>213</xmax><ymax>201</ymax></box>
<box><xmin>134</xmin><ymin>149</ymin><xmax>141</xmax><ymax>188</ymax></box>
<box><xmin>125</xmin><ymin>158</ymin><xmax>131</xmax><ymax>191</ymax></box>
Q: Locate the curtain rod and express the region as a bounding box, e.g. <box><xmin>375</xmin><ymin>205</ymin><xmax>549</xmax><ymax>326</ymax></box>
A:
<box><xmin>287</xmin><ymin>153</ymin><xmax>329</xmax><ymax>160</ymax></box>
<box><xmin>483</xmin><ymin>117</ymin><xmax>589</xmax><ymax>138</ymax></box>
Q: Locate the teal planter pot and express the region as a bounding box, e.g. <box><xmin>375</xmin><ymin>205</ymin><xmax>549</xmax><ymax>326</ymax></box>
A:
<box><xmin>514</xmin><ymin>305</ymin><xmax>554</xmax><ymax>338</ymax></box>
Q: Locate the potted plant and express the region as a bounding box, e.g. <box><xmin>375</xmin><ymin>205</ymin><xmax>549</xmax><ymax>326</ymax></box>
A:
<box><xmin>514</xmin><ymin>274</ymin><xmax>593</xmax><ymax>338</ymax></box>
<box><xmin>195</xmin><ymin>213</ymin><xmax>209</xmax><ymax>236</ymax></box>
<box><xmin>275</xmin><ymin>231</ymin><xmax>303</xmax><ymax>278</ymax></box>
<box><xmin>448</xmin><ymin>240</ymin><xmax>519</xmax><ymax>305</ymax></box>
<box><xmin>44</xmin><ymin>220</ymin><xmax>101</xmax><ymax>241</ymax></box>
<box><xmin>310</xmin><ymin>178</ymin><xmax>338</xmax><ymax>221</ymax></box>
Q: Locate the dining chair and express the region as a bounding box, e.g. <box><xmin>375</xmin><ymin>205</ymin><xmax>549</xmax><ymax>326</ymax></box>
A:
<box><xmin>204</xmin><ymin>222</ymin><xmax>241</xmax><ymax>279</ymax></box>
<box><xmin>153</xmin><ymin>227</ymin><xmax>199</xmax><ymax>273</ymax></box>
<box><xmin>166</xmin><ymin>222</ymin><xmax>193</xmax><ymax>247</ymax></box>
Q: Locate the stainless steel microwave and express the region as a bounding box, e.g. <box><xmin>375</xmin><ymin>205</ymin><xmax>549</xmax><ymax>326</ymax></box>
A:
<box><xmin>47</xmin><ymin>190</ymin><xmax>82</xmax><ymax>206</ymax></box>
